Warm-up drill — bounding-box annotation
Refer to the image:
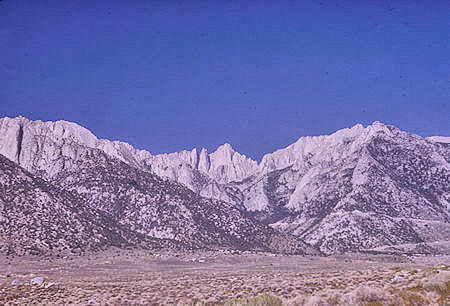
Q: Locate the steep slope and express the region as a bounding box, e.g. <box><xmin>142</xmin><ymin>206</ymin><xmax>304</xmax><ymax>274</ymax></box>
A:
<box><xmin>0</xmin><ymin>116</ymin><xmax>153</xmax><ymax>176</ymax></box>
<box><xmin>0</xmin><ymin>116</ymin><xmax>253</xmax><ymax>205</ymax></box>
<box><xmin>0</xmin><ymin>154</ymin><xmax>172</xmax><ymax>256</ymax></box>
<box><xmin>49</xmin><ymin>146</ymin><xmax>315</xmax><ymax>254</ymax></box>
<box><xmin>1</xmin><ymin>116</ymin><xmax>448</xmax><ymax>254</ymax></box>
<box><xmin>149</xmin><ymin>143</ymin><xmax>257</xmax><ymax>184</ymax></box>
<box><xmin>0</xmin><ymin>117</ymin><xmax>317</xmax><ymax>254</ymax></box>
<box><xmin>234</xmin><ymin>123</ymin><xmax>450</xmax><ymax>253</ymax></box>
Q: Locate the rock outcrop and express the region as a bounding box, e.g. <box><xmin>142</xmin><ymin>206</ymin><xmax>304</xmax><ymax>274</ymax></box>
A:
<box><xmin>0</xmin><ymin>117</ymin><xmax>317</xmax><ymax>255</ymax></box>
<box><xmin>0</xmin><ymin>116</ymin><xmax>448</xmax><ymax>254</ymax></box>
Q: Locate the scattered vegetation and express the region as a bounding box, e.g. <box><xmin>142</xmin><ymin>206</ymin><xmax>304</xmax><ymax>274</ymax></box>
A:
<box><xmin>224</xmin><ymin>294</ymin><xmax>283</xmax><ymax>306</ymax></box>
<box><xmin>1</xmin><ymin>252</ymin><xmax>449</xmax><ymax>305</ymax></box>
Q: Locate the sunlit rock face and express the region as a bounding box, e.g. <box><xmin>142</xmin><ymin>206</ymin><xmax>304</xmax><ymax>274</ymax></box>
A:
<box><xmin>0</xmin><ymin>116</ymin><xmax>448</xmax><ymax>254</ymax></box>
<box><xmin>0</xmin><ymin>116</ymin><xmax>152</xmax><ymax>178</ymax></box>
<box><xmin>236</xmin><ymin>122</ymin><xmax>450</xmax><ymax>254</ymax></box>
<box><xmin>0</xmin><ymin>116</ymin><xmax>257</xmax><ymax>206</ymax></box>
<box><xmin>0</xmin><ymin>116</ymin><xmax>317</xmax><ymax>256</ymax></box>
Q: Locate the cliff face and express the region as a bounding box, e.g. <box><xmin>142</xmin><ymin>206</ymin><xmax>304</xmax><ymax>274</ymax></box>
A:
<box><xmin>0</xmin><ymin>116</ymin><xmax>317</xmax><ymax>256</ymax></box>
<box><xmin>0</xmin><ymin>116</ymin><xmax>448</xmax><ymax>254</ymax></box>
<box><xmin>235</xmin><ymin>122</ymin><xmax>450</xmax><ymax>253</ymax></box>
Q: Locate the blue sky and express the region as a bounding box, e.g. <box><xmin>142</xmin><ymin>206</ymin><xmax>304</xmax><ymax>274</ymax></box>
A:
<box><xmin>1</xmin><ymin>0</ymin><xmax>449</xmax><ymax>160</ymax></box>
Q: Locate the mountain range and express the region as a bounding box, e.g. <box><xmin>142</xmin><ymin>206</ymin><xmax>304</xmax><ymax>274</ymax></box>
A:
<box><xmin>0</xmin><ymin>116</ymin><xmax>448</xmax><ymax>255</ymax></box>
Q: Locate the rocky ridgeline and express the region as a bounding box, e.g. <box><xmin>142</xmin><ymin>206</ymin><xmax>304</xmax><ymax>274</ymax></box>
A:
<box><xmin>0</xmin><ymin>116</ymin><xmax>448</xmax><ymax>255</ymax></box>
<box><xmin>0</xmin><ymin>119</ymin><xmax>317</xmax><ymax>256</ymax></box>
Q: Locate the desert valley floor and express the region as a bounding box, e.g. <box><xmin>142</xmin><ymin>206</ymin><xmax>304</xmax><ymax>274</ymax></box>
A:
<box><xmin>1</xmin><ymin>250</ymin><xmax>449</xmax><ymax>305</ymax></box>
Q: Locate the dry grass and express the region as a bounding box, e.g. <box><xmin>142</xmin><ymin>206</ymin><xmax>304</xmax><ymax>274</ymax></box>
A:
<box><xmin>0</xmin><ymin>252</ymin><xmax>448</xmax><ymax>305</ymax></box>
<box><xmin>224</xmin><ymin>293</ymin><xmax>283</xmax><ymax>306</ymax></box>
